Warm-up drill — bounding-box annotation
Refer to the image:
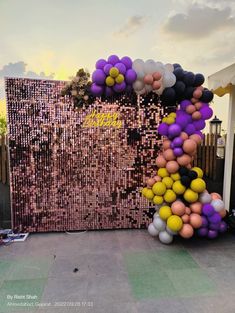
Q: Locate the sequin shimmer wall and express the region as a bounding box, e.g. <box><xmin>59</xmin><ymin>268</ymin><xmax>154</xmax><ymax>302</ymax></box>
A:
<box><xmin>6</xmin><ymin>78</ymin><xmax>164</xmax><ymax>232</ymax></box>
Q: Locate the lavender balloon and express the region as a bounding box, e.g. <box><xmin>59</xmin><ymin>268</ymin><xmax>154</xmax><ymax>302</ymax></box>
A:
<box><xmin>158</xmin><ymin>123</ymin><xmax>169</xmax><ymax>136</ymax></box>
<box><xmin>105</xmin><ymin>86</ymin><xmax>113</xmax><ymax>97</ymax></box>
<box><xmin>173</xmin><ymin>147</ymin><xmax>184</xmax><ymax>157</ymax></box>
<box><xmin>125</xmin><ymin>69</ymin><xmax>137</xmax><ymax>84</ymax></box>
<box><xmin>180</xmin><ymin>100</ymin><xmax>191</xmax><ymax>111</ymax></box>
<box><xmin>115</xmin><ymin>62</ymin><xmax>126</xmax><ymax>74</ymax></box>
<box><xmin>121</xmin><ymin>56</ymin><xmax>132</xmax><ymax>69</ymax></box>
<box><xmin>201</xmin><ymin>216</ymin><xmax>208</xmax><ymax>227</ymax></box>
<box><xmin>104</xmin><ymin>64</ymin><xmax>113</xmax><ymax>75</ymax></box>
<box><xmin>193</xmin><ymin>119</ymin><xmax>206</xmax><ymax>131</ymax></box>
<box><xmin>219</xmin><ymin>221</ymin><xmax>227</xmax><ymax>233</ymax></box>
<box><xmin>96</xmin><ymin>59</ymin><xmax>107</xmax><ymax>70</ymax></box>
<box><xmin>200</xmin><ymin>106</ymin><xmax>213</xmax><ymax>120</ymax></box>
<box><xmin>175</xmin><ymin>114</ymin><xmax>190</xmax><ymax>129</ymax></box>
<box><xmin>90</xmin><ymin>83</ymin><xmax>103</xmax><ymax>96</ymax></box>
<box><xmin>208</xmin><ymin>212</ymin><xmax>222</xmax><ymax>224</ymax></box>
<box><xmin>207</xmin><ymin>230</ymin><xmax>218</xmax><ymax>239</ymax></box>
<box><xmin>197</xmin><ymin>227</ymin><xmax>208</xmax><ymax>237</ymax></box>
<box><xmin>92</xmin><ymin>69</ymin><xmax>106</xmax><ymax>85</ymax></box>
<box><xmin>113</xmin><ymin>81</ymin><xmax>126</xmax><ymax>93</ymax></box>
<box><xmin>184</xmin><ymin>123</ymin><xmax>196</xmax><ymax>135</ymax></box>
<box><xmin>202</xmin><ymin>204</ymin><xmax>214</xmax><ymax>217</ymax></box>
<box><xmin>108</xmin><ymin>55</ymin><xmax>120</xmax><ymax>65</ymax></box>
<box><xmin>168</xmin><ymin>124</ymin><xmax>182</xmax><ymax>138</ymax></box>
<box><xmin>209</xmin><ymin>223</ymin><xmax>220</xmax><ymax>231</ymax></box>
<box><xmin>173</xmin><ymin>137</ymin><xmax>183</xmax><ymax>147</ymax></box>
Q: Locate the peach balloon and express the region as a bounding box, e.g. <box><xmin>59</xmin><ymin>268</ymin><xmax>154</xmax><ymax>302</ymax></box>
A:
<box><xmin>190</xmin><ymin>213</ymin><xmax>202</xmax><ymax>229</ymax></box>
<box><xmin>191</xmin><ymin>98</ymin><xmax>198</xmax><ymax>104</ymax></box>
<box><xmin>185</xmin><ymin>207</ymin><xmax>191</xmax><ymax>215</ymax></box>
<box><xmin>152</xmin><ymin>80</ymin><xmax>161</xmax><ymax>90</ymax></box>
<box><xmin>179</xmin><ymin>224</ymin><xmax>194</xmax><ymax>239</ymax></box>
<box><xmin>186</xmin><ymin>104</ymin><xmax>196</xmax><ymax>114</ymax></box>
<box><xmin>182</xmin><ymin>214</ymin><xmax>190</xmax><ymax>223</ymax></box>
<box><xmin>180</xmin><ymin>132</ymin><xmax>189</xmax><ymax>141</ymax></box>
<box><xmin>186</xmin><ymin>163</ymin><xmax>192</xmax><ymax>169</ymax></box>
<box><xmin>171</xmin><ymin>200</ymin><xmax>186</xmax><ymax>216</ymax></box>
<box><xmin>219</xmin><ymin>209</ymin><xmax>227</xmax><ymax>218</ymax></box>
<box><xmin>183</xmin><ymin>139</ymin><xmax>197</xmax><ymax>154</ymax></box>
<box><xmin>189</xmin><ymin>134</ymin><xmax>202</xmax><ymax>144</ymax></box>
<box><xmin>197</xmin><ymin>86</ymin><xmax>204</xmax><ymax>91</ymax></box>
<box><xmin>156</xmin><ymin>155</ymin><xmax>167</xmax><ymax>168</ymax></box>
<box><xmin>211</xmin><ymin>192</ymin><xmax>222</xmax><ymax>200</ymax></box>
<box><xmin>153</xmin><ymin>175</ymin><xmax>162</xmax><ymax>182</ymax></box>
<box><xmin>153</xmin><ymin>72</ymin><xmax>162</xmax><ymax>80</ymax></box>
<box><xmin>163</xmin><ymin>139</ymin><xmax>171</xmax><ymax>150</ymax></box>
<box><xmin>177</xmin><ymin>154</ymin><xmax>192</xmax><ymax>166</ymax></box>
<box><xmin>166</xmin><ymin>160</ymin><xmax>179</xmax><ymax>174</ymax></box>
<box><xmin>163</xmin><ymin>149</ymin><xmax>176</xmax><ymax>161</ymax></box>
<box><xmin>195</xmin><ymin>102</ymin><xmax>203</xmax><ymax>110</ymax></box>
<box><xmin>193</xmin><ymin>89</ymin><xmax>203</xmax><ymax>99</ymax></box>
<box><xmin>144</xmin><ymin>74</ymin><xmax>154</xmax><ymax>85</ymax></box>
<box><xmin>190</xmin><ymin>202</ymin><xmax>202</xmax><ymax>214</ymax></box>
<box><xmin>192</xmin><ymin>111</ymin><xmax>202</xmax><ymax>120</ymax></box>
<box><xmin>146</xmin><ymin>178</ymin><xmax>156</xmax><ymax>187</ymax></box>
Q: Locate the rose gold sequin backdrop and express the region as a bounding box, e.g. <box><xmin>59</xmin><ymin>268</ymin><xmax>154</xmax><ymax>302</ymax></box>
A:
<box><xmin>6</xmin><ymin>78</ymin><xmax>165</xmax><ymax>232</ymax></box>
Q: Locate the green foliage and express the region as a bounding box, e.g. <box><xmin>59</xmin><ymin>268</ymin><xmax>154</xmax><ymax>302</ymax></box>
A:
<box><xmin>0</xmin><ymin>115</ymin><xmax>7</xmax><ymax>135</ymax></box>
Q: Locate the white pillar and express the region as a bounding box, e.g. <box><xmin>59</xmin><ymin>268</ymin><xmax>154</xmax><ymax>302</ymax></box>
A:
<box><xmin>223</xmin><ymin>85</ymin><xmax>235</xmax><ymax>211</ymax></box>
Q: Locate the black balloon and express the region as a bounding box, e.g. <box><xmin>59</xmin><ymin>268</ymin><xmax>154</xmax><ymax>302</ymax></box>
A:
<box><xmin>188</xmin><ymin>170</ymin><xmax>198</xmax><ymax>180</ymax></box>
<box><xmin>183</xmin><ymin>72</ymin><xmax>195</xmax><ymax>86</ymax></box>
<box><xmin>184</xmin><ymin>86</ymin><xmax>195</xmax><ymax>99</ymax></box>
<box><xmin>181</xmin><ymin>176</ymin><xmax>191</xmax><ymax>187</ymax></box>
<box><xmin>200</xmin><ymin>90</ymin><xmax>214</xmax><ymax>103</ymax></box>
<box><xmin>173</xmin><ymin>63</ymin><xmax>182</xmax><ymax>69</ymax></box>
<box><xmin>174</xmin><ymin>67</ymin><xmax>184</xmax><ymax>80</ymax></box>
<box><xmin>194</xmin><ymin>73</ymin><xmax>205</xmax><ymax>87</ymax></box>
<box><xmin>174</xmin><ymin>81</ymin><xmax>186</xmax><ymax>95</ymax></box>
<box><xmin>179</xmin><ymin>167</ymin><xmax>189</xmax><ymax>176</ymax></box>
<box><xmin>161</xmin><ymin>88</ymin><xmax>176</xmax><ymax>106</ymax></box>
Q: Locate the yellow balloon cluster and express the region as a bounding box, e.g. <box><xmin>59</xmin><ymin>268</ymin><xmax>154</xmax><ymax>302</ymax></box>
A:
<box><xmin>162</xmin><ymin>112</ymin><xmax>176</xmax><ymax>125</ymax></box>
<box><xmin>105</xmin><ymin>67</ymin><xmax>125</xmax><ymax>87</ymax></box>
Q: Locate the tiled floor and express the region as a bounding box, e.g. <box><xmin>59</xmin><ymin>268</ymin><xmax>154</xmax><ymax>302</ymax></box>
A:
<box><xmin>0</xmin><ymin>230</ymin><xmax>235</xmax><ymax>313</ymax></box>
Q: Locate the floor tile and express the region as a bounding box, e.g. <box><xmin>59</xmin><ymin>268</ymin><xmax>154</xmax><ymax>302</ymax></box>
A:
<box><xmin>136</xmin><ymin>298</ymin><xmax>188</xmax><ymax>313</ymax></box>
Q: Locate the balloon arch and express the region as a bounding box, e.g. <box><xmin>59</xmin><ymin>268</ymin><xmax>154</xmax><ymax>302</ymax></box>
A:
<box><xmin>64</xmin><ymin>55</ymin><xmax>228</xmax><ymax>244</ymax></box>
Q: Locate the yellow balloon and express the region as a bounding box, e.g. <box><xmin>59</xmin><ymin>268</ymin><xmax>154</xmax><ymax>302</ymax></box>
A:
<box><xmin>106</xmin><ymin>76</ymin><xmax>115</xmax><ymax>86</ymax></box>
<box><xmin>172</xmin><ymin>180</ymin><xmax>186</xmax><ymax>195</ymax></box>
<box><xmin>109</xmin><ymin>67</ymin><xmax>119</xmax><ymax>78</ymax></box>
<box><xmin>191</xmin><ymin>167</ymin><xmax>203</xmax><ymax>178</ymax></box>
<box><xmin>115</xmin><ymin>74</ymin><xmax>124</xmax><ymax>84</ymax></box>
<box><xmin>159</xmin><ymin>205</ymin><xmax>172</xmax><ymax>220</ymax></box>
<box><xmin>162</xmin><ymin>177</ymin><xmax>174</xmax><ymax>189</ymax></box>
<box><xmin>171</xmin><ymin>172</ymin><xmax>181</xmax><ymax>181</ymax></box>
<box><xmin>145</xmin><ymin>189</ymin><xmax>154</xmax><ymax>200</ymax></box>
<box><xmin>162</xmin><ymin>117</ymin><xmax>168</xmax><ymax>123</ymax></box>
<box><xmin>167</xmin><ymin>215</ymin><xmax>183</xmax><ymax>232</ymax></box>
<box><xmin>158</xmin><ymin>168</ymin><xmax>169</xmax><ymax>178</ymax></box>
<box><xmin>184</xmin><ymin>189</ymin><xmax>198</xmax><ymax>203</ymax></box>
<box><xmin>152</xmin><ymin>182</ymin><xmax>166</xmax><ymax>196</ymax></box>
<box><xmin>164</xmin><ymin>190</ymin><xmax>176</xmax><ymax>203</ymax></box>
<box><xmin>169</xmin><ymin>112</ymin><xmax>176</xmax><ymax>118</ymax></box>
<box><xmin>153</xmin><ymin>195</ymin><xmax>164</xmax><ymax>205</ymax></box>
<box><xmin>166</xmin><ymin>116</ymin><xmax>175</xmax><ymax>125</ymax></box>
<box><xmin>190</xmin><ymin>178</ymin><xmax>206</xmax><ymax>193</ymax></box>
<box><xmin>141</xmin><ymin>187</ymin><xmax>148</xmax><ymax>196</ymax></box>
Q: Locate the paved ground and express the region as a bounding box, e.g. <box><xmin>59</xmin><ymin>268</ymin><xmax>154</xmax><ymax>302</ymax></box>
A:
<box><xmin>0</xmin><ymin>229</ymin><xmax>235</xmax><ymax>313</ymax></box>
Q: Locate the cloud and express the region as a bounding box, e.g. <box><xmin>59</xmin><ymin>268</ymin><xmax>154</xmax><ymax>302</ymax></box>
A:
<box><xmin>113</xmin><ymin>15</ymin><xmax>147</xmax><ymax>37</ymax></box>
<box><xmin>163</xmin><ymin>4</ymin><xmax>235</xmax><ymax>38</ymax></box>
<box><xmin>0</xmin><ymin>61</ymin><xmax>54</xmax><ymax>79</ymax></box>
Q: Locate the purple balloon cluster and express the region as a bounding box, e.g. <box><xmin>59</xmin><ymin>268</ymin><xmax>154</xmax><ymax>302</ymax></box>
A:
<box><xmin>197</xmin><ymin>203</ymin><xmax>227</xmax><ymax>239</ymax></box>
<box><xmin>90</xmin><ymin>55</ymin><xmax>137</xmax><ymax>97</ymax></box>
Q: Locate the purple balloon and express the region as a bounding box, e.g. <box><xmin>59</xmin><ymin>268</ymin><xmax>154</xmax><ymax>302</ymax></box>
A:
<box><xmin>184</xmin><ymin>123</ymin><xmax>196</xmax><ymax>135</ymax></box>
<box><xmin>96</xmin><ymin>59</ymin><xmax>107</xmax><ymax>70</ymax></box>
<box><xmin>180</xmin><ymin>100</ymin><xmax>191</xmax><ymax>111</ymax></box>
<box><xmin>173</xmin><ymin>137</ymin><xmax>183</xmax><ymax>147</ymax></box>
<box><xmin>209</xmin><ymin>222</ymin><xmax>220</xmax><ymax>231</ymax></box>
<box><xmin>158</xmin><ymin>123</ymin><xmax>169</xmax><ymax>136</ymax></box>
<box><xmin>90</xmin><ymin>83</ymin><xmax>103</xmax><ymax>96</ymax></box>
<box><xmin>175</xmin><ymin>114</ymin><xmax>190</xmax><ymax>129</ymax></box>
<box><xmin>207</xmin><ymin>229</ymin><xmax>218</xmax><ymax>239</ymax></box>
<box><xmin>208</xmin><ymin>212</ymin><xmax>222</xmax><ymax>224</ymax></box>
<box><xmin>195</xmin><ymin>130</ymin><xmax>204</xmax><ymax>139</ymax></box>
<box><xmin>173</xmin><ymin>147</ymin><xmax>184</xmax><ymax>157</ymax></box>
<box><xmin>108</xmin><ymin>55</ymin><xmax>120</xmax><ymax>65</ymax></box>
<box><xmin>219</xmin><ymin>221</ymin><xmax>227</xmax><ymax>233</ymax></box>
<box><xmin>105</xmin><ymin>86</ymin><xmax>113</xmax><ymax>97</ymax></box>
<box><xmin>104</xmin><ymin>63</ymin><xmax>113</xmax><ymax>75</ymax></box>
<box><xmin>201</xmin><ymin>216</ymin><xmax>208</xmax><ymax>227</ymax></box>
<box><xmin>193</xmin><ymin>119</ymin><xmax>206</xmax><ymax>131</ymax></box>
<box><xmin>121</xmin><ymin>56</ymin><xmax>132</xmax><ymax>69</ymax></box>
<box><xmin>125</xmin><ymin>69</ymin><xmax>137</xmax><ymax>84</ymax></box>
<box><xmin>126</xmin><ymin>84</ymin><xmax>133</xmax><ymax>92</ymax></box>
<box><xmin>200</xmin><ymin>106</ymin><xmax>213</xmax><ymax>120</ymax></box>
<box><xmin>115</xmin><ymin>62</ymin><xmax>126</xmax><ymax>74</ymax></box>
<box><xmin>168</xmin><ymin>123</ymin><xmax>182</xmax><ymax>138</ymax></box>
<box><xmin>92</xmin><ymin>69</ymin><xmax>106</xmax><ymax>85</ymax></box>
<box><xmin>202</xmin><ymin>204</ymin><xmax>215</xmax><ymax>217</ymax></box>
<box><xmin>197</xmin><ymin>227</ymin><xmax>208</xmax><ymax>237</ymax></box>
<box><xmin>113</xmin><ymin>81</ymin><xmax>126</xmax><ymax>93</ymax></box>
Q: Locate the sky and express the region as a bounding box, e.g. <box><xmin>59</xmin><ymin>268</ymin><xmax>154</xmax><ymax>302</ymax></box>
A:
<box><xmin>0</xmin><ymin>0</ymin><xmax>234</xmax><ymax>130</ymax></box>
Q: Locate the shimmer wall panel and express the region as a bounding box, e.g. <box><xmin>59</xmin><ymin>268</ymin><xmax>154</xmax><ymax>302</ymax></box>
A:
<box><xmin>6</xmin><ymin>78</ymin><xmax>163</xmax><ymax>232</ymax></box>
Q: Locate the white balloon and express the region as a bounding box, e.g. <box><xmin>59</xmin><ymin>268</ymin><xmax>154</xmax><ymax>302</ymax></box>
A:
<box><xmin>154</xmin><ymin>85</ymin><xmax>164</xmax><ymax>96</ymax></box>
<box><xmin>144</xmin><ymin>59</ymin><xmax>157</xmax><ymax>74</ymax></box>
<box><xmin>148</xmin><ymin>223</ymin><xmax>159</xmax><ymax>237</ymax></box>
<box><xmin>153</xmin><ymin>212</ymin><xmax>159</xmax><ymax>219</ymax></box>
<box><xmin>159</xmin><ymin>231</ymin><xmax>173</xmax><ymax>244</ymax></box>
<box><xmin>164</xmin><ymin>63</ymin><xmax>174</xmax><ymax>72</ymax></box>
<box><xmin>199</xmin><ymin>192</ymin><xmax>212</xmax><ymax>204</ymax></box>
<box><xmin>155</xmin><ymin>62</ymin><xmax>165</xmax><ymax>74</ymax></box>
<box><xmin>155</xmin><ymin>204</ymin><xmax>161</xmax><ymax>211</ymax></box>
<box><xmin>133</xmin><ymin>80</ymin><xmax>144</xmax><ymax>91</ymax></box>
<box><xmin>211</xmin><ymin>199</ymin><xmax>225</xmax><ymax>212</ymax></box>
<box><xmin>135</xmin><ymin>70</ymin><xmax>145</xmax><ymax>80</ymax></box>
<box><xmin>153</xmin><ymin>217</ymin><xmax>166</xmax><ymax>231</ymax></box>
<box><xmin>145</xmin><ymin>84</ymin><xmax>153</xmax><ymax>93</ymax></box>
<box><xmin>162</xmin><ymin>72</ymin><xmax>176</xmax><ymax>88</ymax></box>
<box><xmin>132</xmin><ymin>59</ymin><xmax>145</xmax><ymax>72</ymax></box>
<box><xmin>136</xmin><ymin>87</ymin><xmax>146</xmax><ymax>95</ymax></box>
<box><xmin>166</xmin><ymin>226</ymin><xmax>178</xmax><ymax>236</ymax></box>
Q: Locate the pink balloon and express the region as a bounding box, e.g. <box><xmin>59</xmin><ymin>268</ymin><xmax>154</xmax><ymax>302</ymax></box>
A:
<box><xmin>195</xmin><ymin>102</ymin><xmax>203</xmax><ymax>110</ymax></box>
<box><xmin>185</xmin><ymin>207</ymin><xmax>191</xmax><ymax>215</ymax></box>
<box><xmin>179</xmin><ymin>224</ymin><xmax>194</xmax><ymax>238</ymax></box>
<box><xmin>162</xmin><ymin>139</ymin><xmax>171</xmax><ymax>150</ymax></box>
<box><xmin>163</xmin><ymin>149</ymin><xmax>176</xmax><ymax>161</ymax></box>
<box><xmin>189</xmin><ymin>134</ymin><xmax>202</xmax><ymax>144</ymax></box>
<box><xmin>166</xmin><ymin>160</ymin><xmax>179</xmax><ymax>174</ymax></box>
<box><xmin>152</xmin><ymin>80</ymin><xmax>161</xmax><ymax>90</ymax></box>
<box><xmin>180</xmin><ymin>132</ymin><xmax>189</xmax><ymax>141</ymax></box>
<box><xmin>186</xmin><ymin>104</ymin><xmax>196</xmax><ymax>114</ymax></box>
<box><xmin>192</xmin><ymin>111</ymin><xmax>202</xmax><ymax>120</ymax></box>
<box><xmin>191</xmin><ymin>98</ymin><xmax>198</xmax><ymax>104</ymax></box>
<box><xmin>193</xmin><ymin>89</ymin><xmax>203</xmax><ymax>99</ymax></box>
<box><xmin>183</xmin><ymin>139</ymin><xmax>197</xmax><ymax>154</ymax></box>
<box><xmin>190</xmin><ymin>202</ymin><xmax>202</xmax><ymax>214</ymax></box>
<box><xmin>182</xmin><ymin>214</ymin><xmax>190</xmax><ymax>223</ymax></box>
<box><xmin>190</xmin><ymin>213</ymin><xmax>202</xmax><ymax>229</ymax></box>
<box><xmin>171</xmin><ymin>200</ymin><xmax>186</xmax><ymax>216</ymax></box>
<box><xmin>153</xmin><ymin>175</ymin><xmax>162</xmax><ymax>182</ymax></box>
<box><xmin>153</xmin><ymin>71</ymin><xmax>162</xmax><ymax>80</ymax></box>
<box><xmin>156</xmin><ymin>155</ymin><xmax>167</xmax><ymax>168</ymax></box>
<box><xmin>177</xmin><ymin>154</ymin><xmax>192</xmax><ymax>166</ymax></box>
<box><xmin>146</xmin><ymin>178</ymin><xmax>155</xmax><ymax>187</ymax></box>
<box><xmin>144</xmin><ymin>74</ymin><xmax>154</xmax><ymax>85</ymax></box>
<box><xmin>211</xmin><ymin>192</ymin><xmax>222</xmax><ymax>200</ymax></box>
